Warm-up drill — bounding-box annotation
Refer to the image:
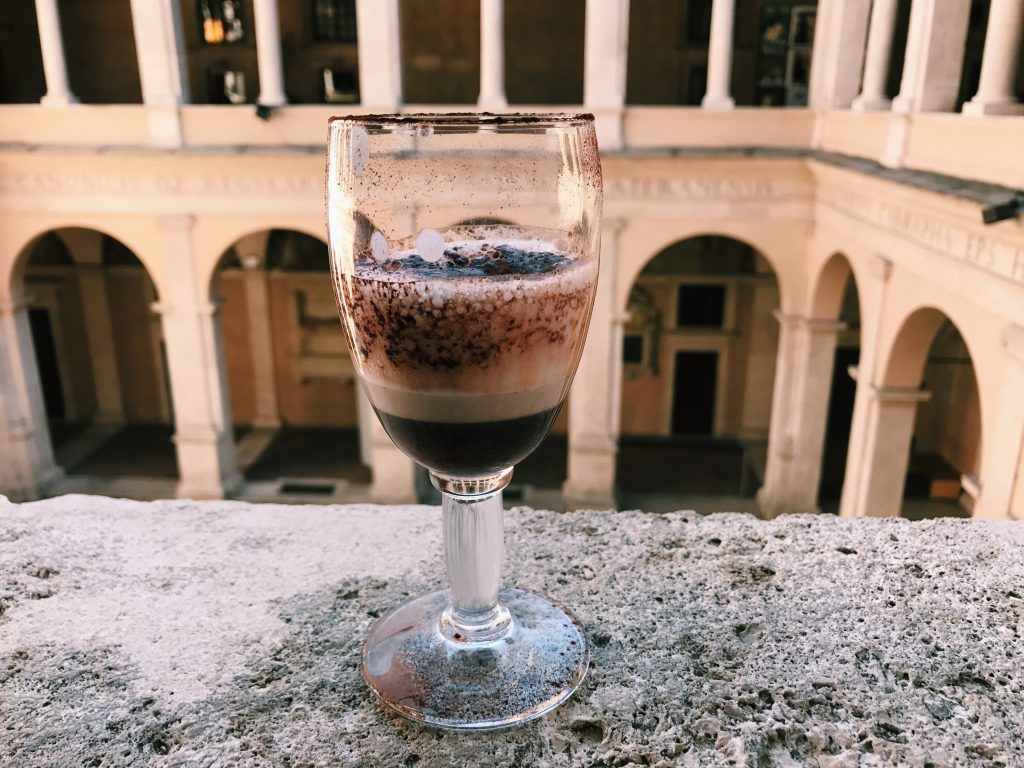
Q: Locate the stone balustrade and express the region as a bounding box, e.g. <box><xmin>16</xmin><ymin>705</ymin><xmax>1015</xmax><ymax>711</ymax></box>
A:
<box><xmin>1</xmin><ymin>496</ymin><xmax>1022</xmax><ymax>765</ymax></box>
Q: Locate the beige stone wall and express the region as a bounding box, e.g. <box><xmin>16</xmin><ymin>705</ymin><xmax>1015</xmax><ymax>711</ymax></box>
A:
<box><xmin>620</xmin><ymin>270</ymin><xmax>778</xmax><ymax>439</ymax></box>
<box><xmin>267</xmin><ymin>273</ymin><xmax>357</xmax><ymax>428</ymax></box>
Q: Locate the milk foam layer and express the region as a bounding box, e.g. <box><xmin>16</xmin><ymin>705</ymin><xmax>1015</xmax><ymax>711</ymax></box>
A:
<box><xmin>338</xmin><ymin>233</ymin><xmax>597</xmax><ymax>423</ymax></box>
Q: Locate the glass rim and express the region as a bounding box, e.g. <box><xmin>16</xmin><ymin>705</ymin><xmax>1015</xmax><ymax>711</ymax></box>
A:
<box><xmin>328</xmin><ymin>112</ymin><xmax>595</xmax><ymax>129</ymax></box>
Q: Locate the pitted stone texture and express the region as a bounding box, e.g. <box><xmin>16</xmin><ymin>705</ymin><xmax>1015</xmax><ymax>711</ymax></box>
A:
<box><xmin>2</xmin><ymin>496</ymin><xmax>1024</xmax><ymax>767</ymax></box>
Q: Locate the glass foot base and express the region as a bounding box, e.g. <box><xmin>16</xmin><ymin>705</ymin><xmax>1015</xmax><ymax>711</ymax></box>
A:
<box><xmin>361</xmin><ymin>587</ymin><xmax>588</xmax><ymax>731</ymax></box>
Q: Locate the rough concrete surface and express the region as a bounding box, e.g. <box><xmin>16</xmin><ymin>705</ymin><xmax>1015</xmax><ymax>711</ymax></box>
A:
<box><xmin>2</xmin><ymin>495</ymin><xmax>1023</xmax><ymax>767</ymax></box>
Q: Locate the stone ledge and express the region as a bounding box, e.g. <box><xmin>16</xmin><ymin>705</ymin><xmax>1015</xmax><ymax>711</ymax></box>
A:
<box><xmin>1</xmin><ymin>495</ymin><xmax>1023</xmax><ymax>766</ymax></box>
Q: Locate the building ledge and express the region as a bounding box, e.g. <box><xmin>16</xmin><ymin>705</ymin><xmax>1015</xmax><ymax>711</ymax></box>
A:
<box><xmin>2</xmin><ymin>495</ymin><xmax>1023</xmax><ymax>764</ymax></box>
<box><xmin>1</xmin><ymin>105</ymin><xmax>1022</xmax><ymax>189</ymax></box>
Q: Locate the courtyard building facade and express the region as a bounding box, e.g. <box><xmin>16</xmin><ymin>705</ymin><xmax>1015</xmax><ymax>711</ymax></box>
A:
<box><xmin>0</xmin><ymin>0</ymin><xmax>1021</xmax><ymax>520</ymax></box>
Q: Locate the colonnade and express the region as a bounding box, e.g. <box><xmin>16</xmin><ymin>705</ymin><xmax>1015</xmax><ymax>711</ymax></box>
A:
<box><xmin>30</xmin><ymin>0</ymin><xmax>1023</xmax><ymax>128</ymax></box>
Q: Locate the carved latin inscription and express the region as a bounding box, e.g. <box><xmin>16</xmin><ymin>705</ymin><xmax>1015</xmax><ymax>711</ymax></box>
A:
<box><xmin>820</xmin><ymin>189</ymin><xmax>1024</xmax><ymax>285</ymax></box>
<box><xmin>606</xmin><ymin>177</ymin><xmax>774</xmax><ymax>200</ymax></box>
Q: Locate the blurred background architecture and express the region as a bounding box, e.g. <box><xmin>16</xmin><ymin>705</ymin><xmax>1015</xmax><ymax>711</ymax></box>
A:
<box><xmin>0</xmin><ymin>0</ymin><xmax>1021</xmax><ymax>519</ymax></box>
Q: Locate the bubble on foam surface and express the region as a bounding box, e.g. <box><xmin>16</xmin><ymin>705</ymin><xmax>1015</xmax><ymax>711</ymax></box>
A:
<box><xmin>370</xmin><ymin>231</ymin><xmax>389</xmax><ymax>262</ymax></box>
<box><xmin>416</xmin><ymin>229</ymin><xmax>445</xmax><ymax>263</ymax></box>
<box><xmin>349</xmin><ymin>125</ymin><xmax>369</xmax><ymax>177</ymax></box>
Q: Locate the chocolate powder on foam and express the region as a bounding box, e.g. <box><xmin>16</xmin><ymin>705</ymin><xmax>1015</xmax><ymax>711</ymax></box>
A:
<box><xmin>340</xmin><ymin>243</ymin><xmax>595</xmax><ymax>382</ymax></box>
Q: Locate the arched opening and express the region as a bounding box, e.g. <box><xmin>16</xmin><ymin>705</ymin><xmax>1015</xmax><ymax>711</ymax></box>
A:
<box><xmin>212</xmin><ymin>228</ymin><xmax>369</xmax><ymax>499</ymax></box>
<box><xmin>617</xmin><ymin>235</ymin><xmax>780</xmax><ymax>512</ymax></box>
<box><xmin>17</xmin><ymin>228</ymin><xmax>177</xmax><ymax>489</ymax></box>
<box><xmin>810</xmin><ymin>253</ymin><xmax>861</xmax><ymax>510</ymax></box>
<box><xmin>883</xmin><ymin>309</ymin><xmax>982</xmax><ymax>520</ymax></box>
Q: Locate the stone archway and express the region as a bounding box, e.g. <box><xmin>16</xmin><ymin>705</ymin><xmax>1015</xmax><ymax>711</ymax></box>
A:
<box><xmin>4</xmin><ymin>227</ymin><xmax>177</xmax><ymax>498</ymax></box>
<box><xmin>810</xmin><ymin>252</ymin><xmax>862</xmax><ymax>507</ymax></box>
<box><xmin>858</xmin><ymin>307</ymin><xmax>983</xmax><ymax>519</ymax></box>
<box><xmin>615</xmin><ymin>235</ymin><xmax>781</xmax><ymax>510</ymax></box>
<box><xmin>210</xmin><ymin>228</ymin><xmax>370</xmax><ymax>500</ymax></box>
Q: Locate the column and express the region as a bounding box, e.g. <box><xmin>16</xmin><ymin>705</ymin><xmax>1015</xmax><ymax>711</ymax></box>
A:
<box><xmin>583</xmin><ymin>0</ymin><xmax>630</xmax><ymax>149</ymax></box>
<box><xmin>755</xmin><ymin>312</ymin><xmax>799</xmax><ymax>516</ymax></box>
<box><xmin>891</xmin><ymin>0</ymin><xmax>972</xmax><ymax>113</ymax></box>
<box><xmin>810</xmin><ymin>0</ymin><xmax>873</xmax><ymax>109</ymax></box>
<box><xmin>129</xmin><ymin>0</ymin><xmax>189</xmax><ymax>146</ymax></box>
<box><xmin>839</xmin><ymin>254</ymin><xmax>890</xmax><ymax>517</ymax></box>
<box><xmin>563</xmin><ymin>220</ymin><xmax>623</xmax><ymax>508</ymax></box>
<box><xmin>973</xmin><ymin>325</ymin><xmax>1024</xmax><ymax>519</ymax></box>
<box><xmin>56</xmin><ymin>229</ymin><xmax>124</xmax><ymax>424</ymax></box>
<box><xmin>0</xmin><ymin>297</ymin><xmax>63</xmax><ymax>500</ymax></box>
<box><xmin>852</xmin><ymin>0</ymin><xmax>900</xmax><ymax>111</ymax></box>
<box><xmin>847</xmin><ymin>385</ymin><xmax>930</xmax><ymax>517</ymax></box>
<box><xmin>233</xmin><ymin>233</ymin><xmax>279</xmax><ymax>428</ymax></box>
<box><xmin>478</xmin><ymin>0</ymin><xmax>507</xmax><ymax>109</ymax></box>
<box><xmin>77</xmin><ymin>266</ymin><xmax>125</xmax><ymax>424</ymax></box>
<box><xmin>363</xmin><ymin>396</ymin><xmax>416</xmax><ymax>504</ymax></box>
<box><xmin>355</xmin><ymin>0</ymin><xmax>402</xmax><ymax>108</ymax></box>
<box><xmin>34</xmin><ymin>0</ymin><xmax>77</xmax><ymax>106</ymax></box>
<box><xmin>758</xmin><ymin>315</ymin><xmax>846</xmax><ymax>517</ymax></box>
<box><xmin>962</xmin><ymin>0</ymin><xmax>1024</xmax><ymax>116</ymax></box>
<box><xmin>241</xmin><ymin>263</ymin><xmax>280</xmax><ymax>428</ymax></box>
<box><xmin>253</xmin><ymin>0</ymin><xmax>287</xmax><ymax>106</ymax></box>
<box><xmin>156</xmin><ymin>216</ymin><xmax>241</xmax><ymax>499</ymax></box>
<box><xmin>702</xmin><ymin>0</ymin><xmax>736</xmax><ymax>109</ymax></box>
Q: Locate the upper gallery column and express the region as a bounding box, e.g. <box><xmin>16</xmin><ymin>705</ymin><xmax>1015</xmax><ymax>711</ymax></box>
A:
<box><xmin>891</xmin><ymin>0</ymin><xmax>972</xmax><ymax>113</ymax></box>
<box><xmin>355</xmin><ymin>0</ymin><xmax>403</xmax><ymax>108</ymax></box>
<box><xmin>852</xmin><ymin>0</ymin><xmax>900</xmax><ymax>111</ymax></box>
<box><xmin>478</xmin><ymin>0</ymin><xmax>507</xmax><ymax>108</ymax></box>
<box><xmin>962</xmin><ymin>0</ymin><xmax>1024</xmax><ymax>116</ymax></box>
<box><xmin>34</xmin><ymin>0</ymin><xmax>77</xmax><ymax>106</ymax></box>
<box><xmin>253</xmin><ymin>0</ymin><xmax>288</xmax><ymax>106</ymax></box>
<box><xmin>583</xmin><ymin>0</ymin><xmax>630</xmax><ymax>147</ymax></box>
<box><xmin>129</xmin><ymin>0</ymin><xmax>189</xmax><ymax>146</ymax></box>
<box><xmin>702</xmin><ymin>0</ymin><xmax>736</xmax><ymax>109</ymax></box>
<box><xmin>810</xmin><ymin>0</ymin><xmax>872</xmax><ymax>109</ymax></box>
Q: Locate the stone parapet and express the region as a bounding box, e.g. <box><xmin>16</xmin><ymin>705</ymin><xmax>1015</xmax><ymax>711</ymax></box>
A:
<box><xmin>1</xmin><ymin>496</ymin><xmax>1023</xmax><ymax>765</ymax></box>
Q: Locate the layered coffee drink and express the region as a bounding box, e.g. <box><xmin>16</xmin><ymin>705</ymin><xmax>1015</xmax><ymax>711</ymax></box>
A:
<box><xmin>335</xmin><ymin>224</ymin><xmax>597</xmax><ymax>478</ymax></box>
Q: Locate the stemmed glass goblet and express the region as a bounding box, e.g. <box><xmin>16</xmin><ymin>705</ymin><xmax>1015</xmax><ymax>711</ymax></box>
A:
<box><xmin>327</xmin><ymin>113</ymin><xmax>602</xmax><ymax>730</ymax></box>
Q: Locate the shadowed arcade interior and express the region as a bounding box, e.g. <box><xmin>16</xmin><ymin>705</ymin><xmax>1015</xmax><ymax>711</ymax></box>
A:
<box><xmin>616</xmin><ymin>235</ymin><xmax>780</xmax><ymax>511</ymax></box>
<box><xmin>212</xmin><ymin>228</ymin><xmax>370</xmax><ymax>498</ymax></box>
<box><xmin>20</xmin><ymin>229</ymin><xmax>177</xmax><ymax>491</ymax></box>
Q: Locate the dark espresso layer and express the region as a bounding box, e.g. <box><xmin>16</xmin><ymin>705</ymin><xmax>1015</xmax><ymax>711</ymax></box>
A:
<box><xmin>376</xmin><ymin>407</ymin><xmax>561</xmax><ymax>477</ymax></box>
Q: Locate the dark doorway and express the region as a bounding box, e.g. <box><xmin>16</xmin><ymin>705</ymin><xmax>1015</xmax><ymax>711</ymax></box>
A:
<box><xmin>671</xmin><ymin>351</ymin><xmax>717</xmax><ymax>435</ymax></box>
<box><xmin>28</xmin><ymin>307</ymin><xmax>65</xmax><ymax>420</ymax></box>
<box><xmin>820</xmin><ymin>346</ymin><xmax>860</xmax><ymax>499</ymax></box>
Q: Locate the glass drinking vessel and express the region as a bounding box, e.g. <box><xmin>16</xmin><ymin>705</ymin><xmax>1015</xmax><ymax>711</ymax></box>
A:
<box><xmin>326</xmin><ymin>113</ymin><xmax>602</xmax><ymax>730</ymax></box>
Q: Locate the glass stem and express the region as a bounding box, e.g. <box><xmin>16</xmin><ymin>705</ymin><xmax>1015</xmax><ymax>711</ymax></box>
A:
<box><xmin>441</xmin><ymin>489</ymin><xmax>512</xmax><ymax>643</ymax></box>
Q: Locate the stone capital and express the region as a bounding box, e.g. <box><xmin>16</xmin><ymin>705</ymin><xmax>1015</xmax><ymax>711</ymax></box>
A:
<box><xmin>0</xmin><ymin>296</ymin><xmax>32</xmax><ymax>315</ymax></box>
<box><xmin>158</xmin><ymin>214</ymin><xmax>195</xmax><ymax>233</ymax></box>
<box><xmin>871</xmin><ymin>254</ymin><xmax>893</xmax><ymax>282</ymax></box>
<box><xmin>199</xmin><ymin>297</ymin><xmax>226</xmax><ymax>317</ymax></box>
<box><xmin>772</xmin><ymin>310</ymin><xmax>802</xmax><ymax>329</ymax></box>
<box><xmin>870</xmin><ymin>384</ymin><xmax>931</xmax><ymax>405</ymax></box>
<box><xmin>771</xmin><ymin>311</ymin><xmax>847</xmax><ymax>335</ymax></box>
<box><xmin>149</xmin><ymin>301</ymin><xmax>173</xmax><ymax>316</ymax></box>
